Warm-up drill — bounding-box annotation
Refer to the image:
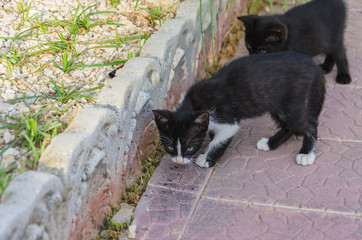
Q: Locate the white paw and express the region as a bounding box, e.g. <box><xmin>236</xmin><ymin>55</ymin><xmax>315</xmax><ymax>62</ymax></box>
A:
<box><xmin>257</xmin><ymin>138</ymin><xmax>270</xmax><ymax>151</ymax></box>
<box><xmin>195</xmin><ymin>154</ymin><xmax>209</xmax><ymax>168</ymax></box>
<box><xmin>296</xmin><ymin>153</ymin><xmax>315</xmax><ymax>166</ymax></box>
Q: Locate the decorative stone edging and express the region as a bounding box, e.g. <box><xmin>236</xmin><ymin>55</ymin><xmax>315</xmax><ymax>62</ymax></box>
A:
<box><xmin>0</xmin><ymin>0</ymin><xmax>248</xmax><ymax>239</ymax></box>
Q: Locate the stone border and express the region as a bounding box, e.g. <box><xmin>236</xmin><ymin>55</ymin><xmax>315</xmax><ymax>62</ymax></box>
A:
<box><xmin>0</xmin><ymin>0</ymin><xmax>248</xmax><ymax>239</ymax></box>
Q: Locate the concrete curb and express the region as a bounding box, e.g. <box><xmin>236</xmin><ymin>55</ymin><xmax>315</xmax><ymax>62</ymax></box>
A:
<box><xmin>0</xmin><ymin>0</ymin><xmax>248</xmax><ymax>239</ymax></box>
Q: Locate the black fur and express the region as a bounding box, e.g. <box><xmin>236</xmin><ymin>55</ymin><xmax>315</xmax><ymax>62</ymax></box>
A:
<box><xmin>238</xmin><ymin>0</ymin><xmax>351</xmax><ymax>84</ymax></box>
<box><xmin>153</xmin><ymin>52</ymin><xmax>326</xmax><ymax>167</ymax></box>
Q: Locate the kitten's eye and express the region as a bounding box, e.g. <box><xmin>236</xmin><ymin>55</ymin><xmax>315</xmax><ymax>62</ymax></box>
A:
<box><xmin>260</xmin><ymin>49</ymin><xmax>267</xmax><ymax>54</ymax></box>
<box><xmin>167</xmin><ymin>146</ymin><xmax>175</xmax><ymax>151</ymax></box>
<box><xmin>186</xmin><ymin>146</ymin><xmax>194</xmax><ymax>153</ymax></box>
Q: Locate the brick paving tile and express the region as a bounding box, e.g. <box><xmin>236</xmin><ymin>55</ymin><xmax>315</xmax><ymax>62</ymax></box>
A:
<box><xmin>182</xmin><ymin>198</ymin><xmax>361</xmax><ymax>240</ymax></box>
<box><xmin>148</xmin><ymin>156</ymin><xmax>212</xmax><ymax>195</ymax></box>
<box><xmin>132</xmin><ymin>186</ymin><xmax>199</xmax><ymax>239</ymax></box>
<box><xmin>131</xmin><ymin>0</ymin><xmax>362</xmax><ymax>239</ymax></box>
<box><xmin>204</xmin><ymin>138</ymin><xmax>362</xmax><ymax>214</ymax></box>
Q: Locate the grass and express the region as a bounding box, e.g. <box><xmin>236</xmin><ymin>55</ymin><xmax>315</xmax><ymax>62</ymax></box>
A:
<box><xmin>16</xmin><ymin>0</ymin><xmax>34</xmax><ymax>30</ymax></box>
<box><xmin>1</xmin><ymin>106</ymin><xmax>66</xmax><ymax>169</ymax></box>
<box><xmin>248</xmin><ymin>0</ymin><xmax>268</xmax><ymax>14</ymax></box>
<box><xmin>110</xmin><ymin>0</ymin><xmax>120</xmax><ymax>8</ymax></box>
<box><xmin>199</xmin><ymin>0</ymin><xmax>210</xmax><ymax>76</ymax></box>
<box><xmin>0</xmin><ymin>162</ymin><xmax>18</xmax><ymax>197</ymax></box>
<box><xmin>142</xmin><ymin>5</ymin><xmax>167</xmax><ymax>27</ymax></box>
<box><xmin>209</xmin><ymin>0</ymin><xmax>216</xmax><ymax>72</ymax></box>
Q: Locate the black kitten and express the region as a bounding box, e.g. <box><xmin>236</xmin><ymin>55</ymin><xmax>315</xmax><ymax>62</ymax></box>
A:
<box><xmin>238</xmin><ymin>0</ymin><xmax>351</xmax><ymax>84</ymax></box>
<box><xmin>153</xmin><ymin>52</ymin><xmax>326</xmax><ymax>168</ymax></box>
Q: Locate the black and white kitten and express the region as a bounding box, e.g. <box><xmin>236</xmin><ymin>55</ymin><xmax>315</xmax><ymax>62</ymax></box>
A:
<box><xmin>153</xmin><ymin>52</ymin><xmax>326</xmax><ymax>168</ymax></box>
<box><xmin>238</xmin><ymin>0</ymin><xmax>351</xmax><ymax>84</ymax></box>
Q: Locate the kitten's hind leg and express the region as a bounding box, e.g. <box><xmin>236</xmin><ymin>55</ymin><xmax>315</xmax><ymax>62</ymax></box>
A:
<box><xmin>320</xmin><ymin>54</ymin><xmax>335</xmax><ymax>74</ymax></box>
<box><xmin>335</xmin><ymin>45</ymin><xmax>351</xmax><ymax>84</ymax></box>
<box><xmin>195</xmin><ymin>122</ymin><xmax>239</xmax><ymax>168</ymax></box>
<box><xmin>296</xmin><ymin>131</ymin><xmax>317</xmax><ymax>166</ymax></box>
<box><xmin>257</xmin><ymin>128</ymin><xmax>293</xmax><ymax>151</ymax></box>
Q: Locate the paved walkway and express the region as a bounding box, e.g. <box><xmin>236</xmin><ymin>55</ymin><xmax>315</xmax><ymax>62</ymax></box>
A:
<box><xmin>131</xmin><ymin>0</ymin><xmax>362</xmax><ymax>239</ymax></box>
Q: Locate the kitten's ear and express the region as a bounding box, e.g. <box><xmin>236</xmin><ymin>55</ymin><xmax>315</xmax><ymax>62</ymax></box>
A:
<box><xmin>237</xmin><ymin>15</ymin><xmax>259</xmax><ymax>30</ymax></box>
<box><xmin>152</xmin><ymin>110</ymin><xmax>171</xmax><ymax>130</ymax></box>
<box><xmin>266</xmin><ymin>22</ymin><xmax>288</xmax><ymax>43</ymax></box>
<box><xmin>193</xmin><ymin>112</ymin><xmax>209</xmax><ymax>130</ymax></box>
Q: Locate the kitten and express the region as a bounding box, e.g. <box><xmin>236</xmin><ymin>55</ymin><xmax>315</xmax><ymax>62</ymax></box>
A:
<box><xmin>238</xmin><ymin>0</ymin><xmax>351</xmax><ymax>84</ymax></box>
<box><xmin>153</xmin><ymin>52</ymin><xmax>326</xmax><ymax>168</ymax></box>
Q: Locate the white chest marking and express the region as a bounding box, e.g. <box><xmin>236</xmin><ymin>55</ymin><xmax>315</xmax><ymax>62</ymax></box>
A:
<box><xmin>207</xmin><ymin>121</ymin><xmax>239</xmax><ymax>151</ymax></box>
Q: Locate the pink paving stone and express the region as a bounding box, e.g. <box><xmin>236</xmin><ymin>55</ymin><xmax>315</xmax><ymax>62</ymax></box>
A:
<box><xmin>182</xmin><ymin>198</ymin><xmax>269</xmax><ymax>240</ymax></box>
<box><xmin>288</xmin><ymin>186</ymin><xmax>315</xmax><ymax>203</ymax></box>
<box><xmin>319</xmin><ymin>87</ymin><xmax>362</xmax><ymax>141</ymax></box>
<box><xmin>325</xmin><ymin>222</ymin><xmax>360</xmax><ymax>240</ymax></box>
<box><xmin>148</xmin><ymin>156</ymin><xmax>212</xmax><ymax>194</ymax></box>
<box><xmin>354</xmin><ymin>158</ymin><xmax>362</xmax><ymax>175</ymax></box>
<box><xmin>204</xmin><ymin>139</ymin><xmax>362</xmax><ymax>214</ymax></box>
<box><xmin>132</xmin><ymin>186</ymin><xmax>198</xmax><ymax>240</ymax></box>
<box><xmin>324</xmin><ymin>175</ymin><xmax>349</xmax><ymax>188</ymax></box>
<box><xmin>182</xmin><ymin>198</ymin><xmax>361</xmax><ymax>240</ymax></box>
<box><xmin>339</xmin><ymin>168</ymin><xmax>361</xmax><ymax>181</ymax></box>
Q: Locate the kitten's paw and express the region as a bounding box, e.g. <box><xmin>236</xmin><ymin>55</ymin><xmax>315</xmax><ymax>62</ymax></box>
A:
<box><xmin>195</xmin><ymin>154</ymin><xmax>210</xmax><ymax>168</ymax></box>
<box><xmin>336</xmin><ymin>74</ymin><xmax>351</xmax><ymax>84</ymax></box>
<box><xmin>257</xmin><ymin>138</ymin><xmax>270</xmax><ymax>151</ymax></box>
<box><xmin>296</xmin><ymin>153</ymin><xmax>315</xmax><ymax>166</ymax></box>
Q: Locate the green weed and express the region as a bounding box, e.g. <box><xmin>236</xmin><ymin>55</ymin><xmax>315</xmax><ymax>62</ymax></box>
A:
<box><xmin>16</xmin><ymin>1</ymin><xmax>34</xmax><ymax>30</ymax></box>
<box><xmin>209</xmin><ymin>0</ymin><xmax>216</xmax><ymax>72</ymax></box>
<box><xmin>283</xmin><ymin>0</ymin><xmax>289</xmax><ymax>12</ymax></box>
<box><xmin>199</xmin><ymin>0</ymin><xmax>210</xmax><ymax>76</ymax></box>
<box><xmin>248</xmin><ymin>0</ymin><xmax>267</xmax><ymax>14</ymax></box>
<box><xmin>134</xmin><ymin>0</ymin><xmax>140</xmax><ymax>11</ymax></box>
<box><xmin>35</xmin><ymin>17</ymin><xmax>47</xmax><ymax>34</ymax></box>
<box><xmin>142</xmin><ymin>6</ymin><xmax>166</xmax><ymax>27</ymax></box>
<box><xmin>47</xmin><ymin>79</ymin><xmax>104</xmax><ymax>104</ymax></box>
<box><xmin>110</xmin><ymin>0</ymin><xmax>120</xmax><ymax>8</ymax></box>
<box><xmin>0</xmin><ymin>162</ymin><xmax>18</xmax><ymax>198</ymax></box>
<box><xmin>0</xmin><ymin>107</ymin><xmax>65</xmax><ymax>167</ymax></box>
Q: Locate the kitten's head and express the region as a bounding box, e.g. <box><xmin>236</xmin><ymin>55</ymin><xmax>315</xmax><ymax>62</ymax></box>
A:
<box><xmin>237</xmin><ymin>15</ymin><xmax>288</xmax><ymax>54</ymax></box>
<box><xmin>152</xmin><ymin>110</ymin><xmax>209</xmax><ymax>165</ymax></box>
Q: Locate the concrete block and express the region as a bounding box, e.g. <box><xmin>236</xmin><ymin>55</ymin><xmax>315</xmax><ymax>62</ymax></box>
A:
<box><xmin>39</xmin><ymin>107</ymin><xmax>118</xmax><ymax>181</ymax></box>
<box><xmin>0</xmin><ymin>172</ymin><xmax>63</xmax><ymax>240</ymax></box>
<box><xmin>141</xmin><ymin>18</ymin><xmax>195</xmax><ymax>83</ymax></box>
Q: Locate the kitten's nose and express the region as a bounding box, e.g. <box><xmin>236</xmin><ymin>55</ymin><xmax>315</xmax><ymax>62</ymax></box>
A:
<box><xmin>172</xmin><ymin>156</ymin><xmax>187</xmax><ymax>164</ymax></box>
<box><xmin>176</xmin><ymin>156</ymin><xmax>185</xmax><ymax>164</ymax></box>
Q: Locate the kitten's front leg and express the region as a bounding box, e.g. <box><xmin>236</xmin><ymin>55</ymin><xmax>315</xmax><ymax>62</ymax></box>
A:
<box><xmin>195</xmin><ymin>123</ymin><xmax>239</xmax><ymax>168</ymax></box>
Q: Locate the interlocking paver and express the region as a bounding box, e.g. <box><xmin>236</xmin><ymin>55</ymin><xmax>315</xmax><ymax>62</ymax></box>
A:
<box><xmin>148</xmin><ymin>156</ymin><xmax>213</xmax><ymax>194</ymax></box>
<box><xmin>182</xmin><ymin>198</ymin><xmax>361</xmax><ymax>240</ymax></box>
<box><xmin>132</xmin><ymin>0</ymin><xmax>362</xmax><ymax>239</ymax></box>
<box><xmin>319</xmin><ymin>87</ymin><xmax>362</xmax><ymax>141</ymax></box>
<box><xmin>204</xmin><ymin>138</ymin><xmax>362</xmax><ymax>214</ymax></box>
<box><xmin>132</xmin><ymin>186</ymin><xmax>199</xmax><ymax>239</ymax></box>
